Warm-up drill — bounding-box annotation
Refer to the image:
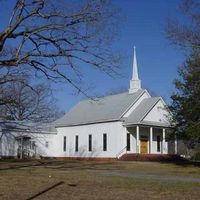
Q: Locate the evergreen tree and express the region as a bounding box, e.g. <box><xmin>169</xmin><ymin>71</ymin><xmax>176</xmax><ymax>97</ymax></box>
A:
<box><xmin>170</xmin><ymin>50</ymin><xmax>200</xmax><ymax>148</ymax></box>
<box><xmin>165</xmin><ymin>0</ymin><xmax>200</xmax><ymax>151</ymax></box>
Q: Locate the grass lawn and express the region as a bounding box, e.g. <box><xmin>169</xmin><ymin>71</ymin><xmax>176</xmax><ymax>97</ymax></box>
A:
<box><xmin>0</xmin><ymin>160</ymin><xmax>200</xmax><ymax>200</ymax></box>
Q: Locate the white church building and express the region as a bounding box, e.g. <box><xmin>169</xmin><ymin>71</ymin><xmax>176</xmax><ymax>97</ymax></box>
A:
<box><xmin>0</xmin><ymin>48</ymin><xmax>176</xmax><ymax>159</ymax></box>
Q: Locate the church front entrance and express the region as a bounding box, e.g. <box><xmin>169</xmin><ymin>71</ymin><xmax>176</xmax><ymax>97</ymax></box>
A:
<box><xmin>140</xmin><ymin>136</ymin><xmax>148</xmax><ymax>154</ymax></box>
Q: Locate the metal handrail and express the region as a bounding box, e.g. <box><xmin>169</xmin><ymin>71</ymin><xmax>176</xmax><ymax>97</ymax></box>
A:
<box><xmin>116</xmin><ymin>146</ymin><xmax>127</xmax><ymax>158</ymax></box>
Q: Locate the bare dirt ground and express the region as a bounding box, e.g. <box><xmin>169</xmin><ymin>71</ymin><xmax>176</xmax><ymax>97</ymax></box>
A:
<box><xmin>0</xmin><ymin>159</ymin><xmax>200</xmax><ymax>200</ymax></box>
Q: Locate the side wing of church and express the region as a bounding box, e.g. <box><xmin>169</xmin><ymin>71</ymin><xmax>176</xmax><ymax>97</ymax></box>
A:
<box><xmin>0</xmin><ymin>48</ymin><xmax>176</xmax><ymax>159</ymax></box>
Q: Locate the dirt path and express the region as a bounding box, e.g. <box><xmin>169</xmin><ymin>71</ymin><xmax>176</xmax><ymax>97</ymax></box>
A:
<box><xmin>99</xmin><ymin>170</ymin><xmax>200</xmax><ymax>183</ymax></box>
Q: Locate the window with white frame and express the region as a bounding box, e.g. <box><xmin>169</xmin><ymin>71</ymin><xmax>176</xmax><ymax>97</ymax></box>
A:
<box><xmin>103</xmin><ymin>133</ymin><xmax>107</xmax><ymax>151</ymax></box>
<box><xmin>63</xmin><ymin>136</ymin><xmax>66</xmax><ymax>152</ymax></box>
<box><xmin>127</xmin><ymin>133</ymin><xmax>130</xmax><ymax>151</ymax></box>
<box><xmin>157</xmin><ymin>136</ymin><xmax>161</xmax><ymax>152</ymax></box>
<box><xmin>88</xmin><ymin>134</ymin><xmax>92</xmax><ymax>152</ymax></box>
<box><xmin>75</xmin><ymin>135</ymin><xmax>78</xmax><ymax>152</ymax></box>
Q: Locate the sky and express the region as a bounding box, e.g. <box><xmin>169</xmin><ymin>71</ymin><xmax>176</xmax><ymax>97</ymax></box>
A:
<box><xmin>54</xmin><ymin>0</ymin><xmax>184</xmax><ymax>112</ymax></box>
<box><xmin>0</xmin><ymin>0</ymin><xmax>185</xmax><ymax>112</ymax></box>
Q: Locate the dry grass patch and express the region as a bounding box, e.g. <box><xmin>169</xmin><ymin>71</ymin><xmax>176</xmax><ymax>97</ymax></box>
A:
<box><xmin>0</xmin><ymin>160</ymin><xmax>200</xmax><ymax>200</ymax></box>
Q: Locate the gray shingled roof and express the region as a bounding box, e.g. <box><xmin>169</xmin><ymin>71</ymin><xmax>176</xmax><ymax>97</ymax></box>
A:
<box><xmin>55</xmin><ymin>89</ymin><xmax>145</xmax><ymax>127</ymax></box>
<box><xmin>124</xmin><ymin>97</ymin><xmax>160</xmax><ymax>125</ymax></box>
<box><xmin>0</xmin><ymin>120</ymin><xmax>57</xmax><ymax>134</ymax></box>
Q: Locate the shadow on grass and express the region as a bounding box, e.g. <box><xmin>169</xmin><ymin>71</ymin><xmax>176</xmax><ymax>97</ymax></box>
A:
<box><xmin>26</xmin><ymin>181</ymin><xmax>64</xmax><ymax>200</ymax></box>
<box><xmin>121</xmin><ymin>153</ymin><xmax>200</xmax><ymax>168</ymax></box>
<box><xmin>0</xmin><ymin>159</ymin><xmax>122</xmax><ymax>171</ymax></box>
<box><xmin>0</xmin><ymin>160</ymin><xmax>65</xmax><ymax>171</ymax></box>
<box><xmin>159</xmin><ymin>160</ymin><xmax>200</xmax><ymax>167</ymax></box>
<box><xmin>1</xmin><ymin>158</ymin><xmax>199</xmax><ymax>172</ymax></box>
<box><xmin>41</xmin><ymin>160</ymin><xmax>123</xmax><ymax>171</ymax></box>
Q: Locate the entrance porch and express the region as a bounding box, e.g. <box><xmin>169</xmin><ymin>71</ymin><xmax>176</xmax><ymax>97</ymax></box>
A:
<box><xmin>126</xmin><ymin>125</ymin><xmax>176</xmax><ymax>155</ymax></box>
<box><xmin>15</xmin><ymin>135</ymin><xmax>36</xmax><ymax>159</ymax></box>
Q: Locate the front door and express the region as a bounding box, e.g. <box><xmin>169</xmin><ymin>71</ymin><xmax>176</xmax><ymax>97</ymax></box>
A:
<box><xmin>140</xmin><ymin>139</ymin><xmax>148</xmax><ymax>154</ymax></box>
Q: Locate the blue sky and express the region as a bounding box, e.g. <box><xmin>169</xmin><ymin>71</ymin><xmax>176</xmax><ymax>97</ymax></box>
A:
<box><xmin>1</xmin><ymin>0</ymin><xmax>185</xmax><ymax>112</ymax></box>
<box><xmin>55</xmin><ymin>0</ymin><xmax>184</xmax><ymax>112</ymax></box>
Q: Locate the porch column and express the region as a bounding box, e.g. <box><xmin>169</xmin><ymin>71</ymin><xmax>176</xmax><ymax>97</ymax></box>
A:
<box><xmin>149</xmin><ymin>127</ymin><xmax>153</xmax><ymax>154</ymax></box>
<box><xmin>175</xmin><ymin>135</ymin><xmax>177</xmax><ymax>154</ymax></box>
<box><xmin>136</xmin><ymin>126</ymin><xmax>140</xmax><ymax>153</ymax></box>
<box><xmin>162</xmin><ymin>128</ymin><xmax>166</xmax><ymax>154</ymax></box>
<box><xmin>20</xmin><ymin>137</ymin><xmax>23</xmax><ymax>159</ymax></box>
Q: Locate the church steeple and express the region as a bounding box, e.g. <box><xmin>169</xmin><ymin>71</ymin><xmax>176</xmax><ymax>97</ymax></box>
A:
<box><xmin>129</xmin><ymin>46</ymin><xmax>141</xmax><ymax>94</ymax></box>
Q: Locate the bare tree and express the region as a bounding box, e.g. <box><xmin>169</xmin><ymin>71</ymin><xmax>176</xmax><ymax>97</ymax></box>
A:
<box><xmin>0</xmin><ymin>0</ymin><xmax>121</xmax><ymax>97</ymax></box>
<box><xmin>0</xmin><ymin>79</ymin><xmax>63</xmax><ymax>122</ymax></box>
<box><xmin>165</xmin><ymin>0</ymin><xmax>200</xmax><ymax>50</ymax></box>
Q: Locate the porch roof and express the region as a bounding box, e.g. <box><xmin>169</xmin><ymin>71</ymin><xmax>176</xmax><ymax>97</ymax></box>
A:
<box><xmin>15</xmin><ymin>135</ymin><xmax>31</xmax><ymax>140</ymax></box>
<box><xmin>123</xmin><ymin>97</ymin><xmax>171</xmax><ymax>128</ymax></box>
<box><xmin>124</xmin><ymin>121</ymin><xmax>170</xmax><ymax>128</ymax></box>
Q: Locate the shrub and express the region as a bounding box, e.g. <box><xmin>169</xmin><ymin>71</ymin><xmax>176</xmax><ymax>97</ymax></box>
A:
<box><xmin>192</xmin><ymin>152</ymin><xmax>200</xmax><ymax>161</ymax></box>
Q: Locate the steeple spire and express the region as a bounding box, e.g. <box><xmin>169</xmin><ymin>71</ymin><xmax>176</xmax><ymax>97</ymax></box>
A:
<box><xmin>132</xmin><ymin>46</ymin><xmax>139</xmax><ymax>80</ymax></box>
<box><xmin>129</xmin><ymin>46</ymin><xmax>141</xmax><ymax>94</ymax></box>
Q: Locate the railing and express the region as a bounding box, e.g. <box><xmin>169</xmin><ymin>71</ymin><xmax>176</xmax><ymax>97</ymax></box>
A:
<box><xmin>116</xmin><ymin>146</ymin><xmax>127</xmax><ymax>159</ymax></box>
<box><xmin>18</xmin><ymin>148</ymin><xmax>38</xmax><ymax>159</ymax></box>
